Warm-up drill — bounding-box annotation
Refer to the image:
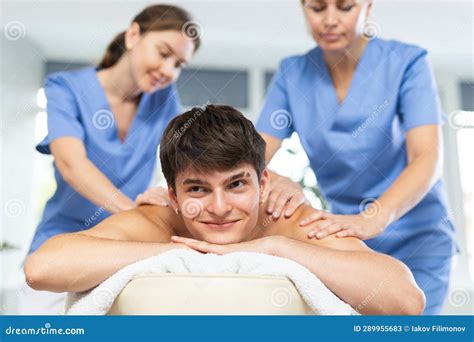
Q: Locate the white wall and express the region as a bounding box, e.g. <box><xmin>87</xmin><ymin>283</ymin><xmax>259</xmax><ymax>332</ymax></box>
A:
<box><xmin>0</xmin><ymin>32</ymin><xmax>45</xmax><ymax>313</ymax></box>
<box><xmin>436</xmin><ymin>70</ymin><xmax>473</xmax><ymax>314</ymax></box>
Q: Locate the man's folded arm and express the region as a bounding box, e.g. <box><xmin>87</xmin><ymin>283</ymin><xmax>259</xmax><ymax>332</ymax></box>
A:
<box><xmin>266</xmin><ymin>205</ymin><xmax>426</xmax><ymax>315</ymax></box>
<box><xmin>24</xmin><ymin>205</ymin><xmax>183</xmax><ymax>293</ymax></box>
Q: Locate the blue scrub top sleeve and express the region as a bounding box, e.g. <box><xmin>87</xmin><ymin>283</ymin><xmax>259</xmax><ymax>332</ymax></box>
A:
<box><xmin>36</xmin><ymin>75</ymin><xmax>85</xmax><ymax>155</ymax></box>
<box><xmin>397</xmin><ymin>49</ymin><xmax>444</xmax><ymax>132</ymax></box>
<box><xmin>256</xmin><ymin>61</ymin><xmax>295</xmax><ymax>141</ymax></box>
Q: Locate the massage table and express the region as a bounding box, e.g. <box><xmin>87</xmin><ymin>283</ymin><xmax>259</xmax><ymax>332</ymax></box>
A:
<box><xmin>107</xmin><ymin>273</ymin><xmax>312</xmax><ymax>315</ymax></box>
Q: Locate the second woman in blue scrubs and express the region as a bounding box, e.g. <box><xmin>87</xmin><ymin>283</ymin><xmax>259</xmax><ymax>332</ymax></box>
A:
<box><xmin>257</xmin><ymin>0</ymin><xmax>456</xmax><ymax>314</ymax></box>
<box><xmin>29</xmin><ymin>4</ymin><xmax>200</xmax><ymax>255</ymax></box>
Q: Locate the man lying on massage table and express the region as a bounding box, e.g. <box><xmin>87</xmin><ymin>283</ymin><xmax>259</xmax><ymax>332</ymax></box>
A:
<box><xmin>25</xmin><ymin>104</ymin><xmax>425</xmax><ymax>315</ymax></box>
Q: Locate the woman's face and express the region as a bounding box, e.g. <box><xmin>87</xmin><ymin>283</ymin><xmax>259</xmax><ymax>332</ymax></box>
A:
<box><xmin>126</xmin><ymin>25</ymin><xmax>195</xmax><ymax>93</ymax></box>
<box><xmin>303</xmin><ymin>0</ymin><xmax>372</xmax><ymax>51</ymax></box>
<box><xmin>169</xmin><ymin>165</ymin><xmax>270</xmax><ymax>245</ymax></box>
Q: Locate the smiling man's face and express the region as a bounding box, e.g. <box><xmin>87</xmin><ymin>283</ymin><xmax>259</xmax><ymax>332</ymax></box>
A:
<box><xmin>169</xmin><ymin>164</ymin><xmax>270</xmax><ymax>245</ymax></box>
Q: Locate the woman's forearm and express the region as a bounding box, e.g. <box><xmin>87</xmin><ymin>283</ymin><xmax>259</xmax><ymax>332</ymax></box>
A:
<box><xmin>376</xmin><ymin>151</ymin><xmax>440</xmax><ymax>228</ymax></box>
<box><xmin>24</xmin><ymin>233</ymin><xmax>183</xmax><ymax>293</ymax></box>
<box><xmin>273</xmin><ymin>237</ymin><xmax>425</xmax><ymax>315</ymax></box>
<box><xmin>61</xmin><ymin>157</ymin><xmax>135</xmax><ymax>213</ymax></box>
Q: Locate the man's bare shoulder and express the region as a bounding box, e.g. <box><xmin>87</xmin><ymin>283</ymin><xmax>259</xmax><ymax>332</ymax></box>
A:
<box><xmin>136</xmin><ymin>204</ymin><xmax>191</xmax><ymax>238</ymax></box>
<box><xmin>259</xmin><ymin>204</ymin><xmax>371</xmax><ymax>252</ymax></box>
<box><xmin>78</xmin><ymin>205</ymin><xmax>188</xmax><ymax>242</ymax></box>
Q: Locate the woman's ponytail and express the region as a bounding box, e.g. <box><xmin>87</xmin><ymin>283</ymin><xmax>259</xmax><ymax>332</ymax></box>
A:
<box><xmin>98</xmin><ymin>31</ymin><xmax>126</xmax><ymax>69</ymax></box>
<box><xmin>97</xmin><ymin>4</ymin><xmax>200</xmax><ymax>70</ymax></box>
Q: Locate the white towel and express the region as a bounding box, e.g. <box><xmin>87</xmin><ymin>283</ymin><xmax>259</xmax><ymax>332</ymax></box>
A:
<box><xmin>64</xmin><ymin>249</ymin><xmax>358</xmax><ymax>315</ymax></box>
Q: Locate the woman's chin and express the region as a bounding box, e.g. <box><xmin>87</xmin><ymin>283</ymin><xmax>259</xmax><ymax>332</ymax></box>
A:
<box><xmin>314</xmin><ymin>36</ymin><xmax>351</xmax><ymax>52</ymax></box>
<box><xmin>142</xmin><ymin>83</ymin><xmax>158</xmax><ymax>93</ymax></box>
<box><xmin>320</xmin><ymin>41</ymin><xmax>349</xmax><ymax>52</ymax></box>
<box><xmin>140</xmin><ymin>81</ymin><xmax>164</xmax><ymax>93</ymax></box>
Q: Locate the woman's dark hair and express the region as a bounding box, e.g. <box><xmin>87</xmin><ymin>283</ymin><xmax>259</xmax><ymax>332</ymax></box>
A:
<box><xmin>98</xmin><ymin>4</ymin><xmax>200</xmax><ymax>69</ymax></box>
<box><xmin>160</xmin><ymin>104</ymin><xmax>266</xmax><ymax>191</ymax></box>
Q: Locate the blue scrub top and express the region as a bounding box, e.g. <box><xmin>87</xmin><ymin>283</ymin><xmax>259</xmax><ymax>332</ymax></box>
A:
<box><xmin>257</xmin><ymin>38</ymin><xmax>456</xmax><ymax>258</ymax></box>
<box><xmin>29</xmin><ymin>67</ymin><xmax>181</xmax><ymax>254</ymax></box>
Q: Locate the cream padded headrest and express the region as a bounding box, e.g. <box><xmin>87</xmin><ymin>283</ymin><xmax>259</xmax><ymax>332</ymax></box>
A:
<box><xmin>107</xmin><ymin>273</ymin><xmax>313</xmax><ymax>315</ymax></box>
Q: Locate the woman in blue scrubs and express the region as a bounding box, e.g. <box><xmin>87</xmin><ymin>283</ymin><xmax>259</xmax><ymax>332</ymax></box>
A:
<box><xmin>20</xmin><ymin>4</ymin><xmax>199</xmax><ymax>314</ymax></box>
<box><xmin>258</xmin><ymin>0</ymin><xmax>456</xmax><ymax>314</ymax></box>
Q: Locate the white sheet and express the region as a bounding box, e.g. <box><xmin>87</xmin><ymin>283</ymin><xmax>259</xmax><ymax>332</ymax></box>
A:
<box><xmin>64</xmin><ymin>249</ymin><xmax>358</xmax><ymax>315</ymax></box>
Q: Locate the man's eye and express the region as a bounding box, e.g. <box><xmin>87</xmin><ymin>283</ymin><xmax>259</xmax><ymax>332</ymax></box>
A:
<box><xmin>229</xmin><ymin>180</ymin><xmax>245</xmax><ymax>189</ymax></box>
<box><xmin>189</xmin><ymin>186</ymin><xmax>206</xmax><ymax>193</ymax></box>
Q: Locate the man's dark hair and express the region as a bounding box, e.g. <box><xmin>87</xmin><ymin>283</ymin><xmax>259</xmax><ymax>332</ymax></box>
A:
<box><xmin>160</xmin><ymin>104</ymin><xmax>266</xmax><ymax>190</ymax></box>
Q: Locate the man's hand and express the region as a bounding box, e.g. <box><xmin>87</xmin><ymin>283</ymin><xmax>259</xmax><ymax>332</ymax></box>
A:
<box><xmin>170</xmin><ymin>235</ymin><xmax>280</xmax><ymax>255</ymax></box>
